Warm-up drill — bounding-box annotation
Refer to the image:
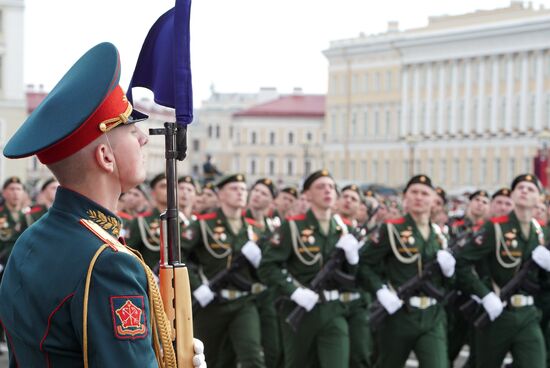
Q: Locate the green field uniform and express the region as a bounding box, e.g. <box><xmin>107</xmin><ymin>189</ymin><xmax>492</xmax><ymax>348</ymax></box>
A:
<box><xmin>245</xmin><ymin>208</ymin><xmax>284</xmax><ymax>368</ymax></box>
<box><xmin>537</xmin><ymin>223</ymin><xmax>550</xmax><ymax>367</ymax></box>
<box><xmin>0</xmin><ymin>204</ymin><xmax>28</xmax><ymax>266</ymax></box>
<box><xmin>258</xmin><ymin>210</ymin><xmax>355</xmax><ymax>368</ymax></box>
<box><xmin>22</xmin><ymin>204</ymin><xmax>48</xmax><ymax>226</ymax></box>
<box><xmin>359</xmin><ymin>214</ymin><xmax>450</xmax><ymax>368</ymax></box>
<box><xmin>181</xmin><ymin>208</ymin><xmax>266</xmax><ymax>368</ymax></box>
<box><xmin>456</xmin><ymin>212</ymin><xmax>547</xmax><ymax>368</ymax></box>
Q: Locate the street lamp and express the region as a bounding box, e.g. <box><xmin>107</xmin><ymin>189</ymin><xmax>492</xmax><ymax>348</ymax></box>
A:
<box><xmin>405</xmin><ymin>135</ymin><xmax>420</xmax><ymax>177</ymax></box>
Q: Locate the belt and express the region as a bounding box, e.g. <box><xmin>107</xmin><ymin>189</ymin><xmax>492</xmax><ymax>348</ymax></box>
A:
<box><xmin>340</xmin><ymin>292</ymin><xmax>361</xmax><ymax>303</ymax></box>
<box><xmin>508</xmin><ymin>294</ymin><xmax>534</xmax><ymax>308</ymax></box>
<box><xmin>408</xmin><ymin>296</ymin><xmax>437</xmax><ymax>310</ymax></box>
<box><xmin>320</xmin><ymin>290</ymin><xmax>340</xmax><ymax>302</ymax></box>
<box><xmin>251</xmin><ymin>283</ymin><xmax>267</xmax><ymax>294</ymax></box>
<box><xmin>220</xmin><ymin>289</ymin><xmax>249</xmax><ymax>300</ymax></box>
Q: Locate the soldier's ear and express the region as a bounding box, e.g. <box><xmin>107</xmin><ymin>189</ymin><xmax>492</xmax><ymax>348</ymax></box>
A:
<box><xmin>94</xmin><ymin>141</ymin><xmax>116</xmax><ymax>174</ymax></box>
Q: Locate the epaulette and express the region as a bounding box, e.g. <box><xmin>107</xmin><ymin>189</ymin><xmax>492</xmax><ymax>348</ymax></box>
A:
<box><xmin>23</xmin><ymin>205</ymin><xmax>44</xmax><ymax>215</ymax></box>
<box><xmin>137</xmin><ymin>210</ymin><xmax>153</xmax><ymax>218</ymax></box>
<box><xmin>490</xmin><ymin>215</ymin><xmax>509</xmax><ymax>224</ymax></box>
<box><xmin>341</xmin><ymin>217</ymin><xmax>353</xmax><ymax>226</ymax></box>
<box><xmin>244</xmin><ymin>217</ymin><xmax>260</xmax><ymax>227</ymax></box>
<box><xmin>286</xmin><ymin>213</ymin><xmax>306</xmax><ymax>221</ymax></box>
<box><xmin>385</xmin><ymin>217</ymin><xmax>405</xmax><ymax>225</ymax></box>
<box><xmin>451</xmin><ymin>219</ymin><xmax>465</xmax><ymax>227</ymax></box>
<box><xmin>117</xmin><ymin>211</ymin><xmax>133</xmax><ymax>220</ymax></box>
<box><xmin>197</xmin><ymin>212</ymin><xmax>217</xmax><ymax>221</ymax></box>
<box><xmin>80</xmin><ymin>219</ymin><xmax>132</xmax><ymax>255</ymax></box>
<box><xmin>538</xmin><ymin>219</ymin><xmax>546</xmax><ymax>226</ymax></box>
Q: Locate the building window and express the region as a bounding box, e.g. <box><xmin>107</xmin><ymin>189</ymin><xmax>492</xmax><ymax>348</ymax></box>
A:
<box><xmin>364</xmin><ymin>73</ymin><xmax>369</xmax><ymax>93</ymax></box>
<box><xmin>351</xmin><ymin>113</ymin><xmax>357</xmax><ymax>136</ymax></box>
<box><xmin>215</xmin><ymin>125</ymin><xmax>220</xmax><ymax>138</ymax></box>
<box><xmin>288</xmin><ymin>132</ymin><xmax>294</xmax><ymax>144</ymax></box>
<box><xmin>250</xmin><ymin>159</ymin><xmax>257</xmax><ymax>175</ymax></box>
<box><xmin>494</xmin><ymin>158</ymin><xmax>501</xmax><ymax>184</ymax></box>
<box><xmin>192</xmin><ymin>139</ymin><xmax>199</xmax><ymax>152</ymax></box>
<box><xmin>364</xmin><ymin>109</ymin><xmax>369</xmax><ymax>136</ymax></box>
<box><xmin>192</xmin><ymin>165</ymin><xmax>199</xmax><ymax>176</ymax></box>
<box><xmin>229</xmin><ymin>126</ymin><xmax>234</xmax><ymax>138</ymax></box>
<box><xmin>509</xmin><ymin>158</ymin><xmax>515</xmax><ymax>182</ymax></box>
<box><xmin>480</xmin><ymin>159</ymin><xmax>487</xmax><ymax>185</ymax></box>
<box><xmin>361</xmin><ymin>160</ymin><xmax>368</xmax><ymax>179</ymax></box>
<box><xmin>208</xmin><ymin>125</ymin><xmax>213</xmax><ymax>138</ymax></box>
<box><xmin>251</xmin><ymin>131</ymin><xmax>257</xmax><ymax>145</ymax></box>
<box><xmin>268</xmin><ymin>158</ymin><xmax>275</xmax><ymax>175</ymax></box>
<box><xmin>374</xmin><ymin>72</ymin><xmax>381</xmax><ymax>92</ymax></box>
<box><xmin>350</xmin><ymin>160</ymin><xmax>356</xmax><ymax>180</ymax></box>
<box><xmin>525</xmin><ymin>157</ymin><xmax>532</xmax><ymax>172</ymax></box>
<box><xmin>384</xmin><ymin>160</ymin><xmax>390</xmax><ymax>183</ymax></box>
<box><xmin>403</xmin><ymin>160</ymin><xmax>409</xmax><ymax>180</ymax></box>
<box><xmin>428</xmin><ymin>158</ymin><xmax>434</xmax><ymax>177</ymax></box>
<box><xmin>386</xmin><ymin>71</ymin><xmax>392</xmax><ymax>91</ymax></box>
<box><xmin>372</xmin><ymin>160</ymin><xmax>378</xmax><ymax>177</ymax></box>
<box><xmin>440</xmin><ymin>159</ymin><xmax>446</xmax><ymax>182</ymax></box>
<box><xmin>269</xmin><ymin>131</ymin><xmax>275</xmax><ymax>145</ymax></box>
<box><xmin>385</xmin><ymin>110</ymin><xmax>391</xmax><ymax>137</ymax></box>
<box><xmin>306</xmin><ymin>132</ymin><xmax>313</xmax><ymax>142</ymax></box>
<box><xmin>331</xmin><ymin>113</ymin><xmax>337</xmax><ymax>136</ymax></box>
<box><xmin>453</xmin><ymin>158</ymin><xmax>459</xmax><ymax>183</ymax></box>
<box><xmin>466</xmin><ymin>158</ymin><xmax>473</xmax><ymax>184</ymax></box>
<box><xmin>374</xmin><ymin>110</ymin><xmax>379</xmax><ymax>136</ymax></box>
<box><xmin>287</xmin><ymin>159</ymin><xmax>294</xmax><ymax>176</ymax></box>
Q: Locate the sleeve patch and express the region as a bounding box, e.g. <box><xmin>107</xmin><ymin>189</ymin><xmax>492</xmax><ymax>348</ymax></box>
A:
<box><xmin>110</xmin><ymin>295</ymin><xmax>148</xmax><ymax>340</ymax></box>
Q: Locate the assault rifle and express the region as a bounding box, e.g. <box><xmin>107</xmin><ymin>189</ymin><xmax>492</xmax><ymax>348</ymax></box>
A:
<box><xmin>468</xmin><ymin>244</ymin><xmax>544</xmax><ymax>329</ymax></box>
<box><xmin>369</xmin><ymin>228</ymin><xmax>483</xmax><ymax>331</ymax></box>
<box><xmin>285</xmin><ymin>248</ymin><xmax>355</xmax><ymax>332</ymax></box>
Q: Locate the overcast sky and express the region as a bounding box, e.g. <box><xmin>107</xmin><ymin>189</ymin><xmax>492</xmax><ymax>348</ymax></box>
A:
<box><xmin>23</xmin><ymin>0</ymin><xmax>550</xmax><ymax>107</ymax></box>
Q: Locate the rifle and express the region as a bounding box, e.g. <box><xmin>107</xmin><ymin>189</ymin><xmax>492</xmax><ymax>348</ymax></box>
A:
<box><xmin>471</xmin><ymin>246</ymin><xmax>544</xmax><ymax>329</ymax></box>
<box><xmin>285</xmin><ymin>248</ymin><xmax>355</xmax><ymax>332</ymax></box>
<box><xmin>369</xmin><ymin>227</ymin><xmax>483</xmax><ymax>331</ymax></box>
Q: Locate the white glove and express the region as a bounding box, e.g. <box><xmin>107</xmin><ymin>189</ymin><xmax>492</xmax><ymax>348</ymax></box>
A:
<box><xmin>290</xmin><ymin>287</ymin><xmax>319</xmax><ymax>311</ymax></box>
<box><xmin>192</xmin><ymin>338</ymin><xmax>207</xmax><ymax>368</ymax></box>
<box><xmin>482</xmin><ymin>292</ymin><xmax>504</xmax><ymax>321</ymax></box>
<box><xmin>436</xmin><ymin>250</ymin><xmax>456</xmax><ymax>278</ymax></box>
<box><xmin>241</xmin><ymin>240</ymin><xmax>262</xmax><ymax>268</ymax></box>
<box><xmin>336</xmin><ymin>233</ymin><xmax>360</xmax><ymax>265</ymax></box>
<box><xmin>376</xmin><ymin>285</ymin><xmax>403</xmax><ymax>315</ymax></box>
<box><xmin>532</xmin><ymin>246</ymin><xmax>550</xmax><ymax>272</ymax></box>
<box><xmin>193</xmin><ymin>285</ymin><xmax>215</xmax><ymax>307</ymax></box>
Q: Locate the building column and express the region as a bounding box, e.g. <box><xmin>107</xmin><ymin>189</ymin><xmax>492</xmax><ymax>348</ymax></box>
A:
<box><xmin>505</xmin><ymin>54</ymin><xmax>514</xmax><ymax>133</ymax></box>
<box><xmin>476</xmin><ymin>57</ymin><xmax>485</xmax><ymax>135</ymax></box>
<box><xmin>535</xmin><ymin>50</ymin><xmax>544</xmax><ymax>131</ymax></box>
<box><xmin>437</xmin><ymin>62</ymin><xmax>446</xmax><ymax>136</ymax></box>
<box><xmin>425</xmin><ymin>63</ymin><xmax>433</xmax><ymax>135</ymax></box>
<box><xmin>463</xmin><ymin>59</ymin><xmax>472</xmax><ymax>135</ymax></box>
<box><xmin>400</xmin><ymin>66</ymin><xmax>409</xmax><ymax>137</ymax></box>
<box><xmin>450</xmin><ymin>60</ymin><xmax>459</xmax><ymax>135</ymax></box>
<box><xmin>412</xmin><ymin>65</ymin><xmax>420</xmax><ymax>136</ymax></box>
<box><xmin>519</xmin><ymin>52</ymin><xmax>529</xmax><ymax>131</ymax></box>
<box><xmin>490</xmin><ymin>55</ymin><xmax>499</xmax><ymax>134</ymax></box>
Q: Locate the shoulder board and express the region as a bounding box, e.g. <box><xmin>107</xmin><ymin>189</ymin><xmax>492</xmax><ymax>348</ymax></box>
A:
<box><xmin>286</xmin><ymin>213</ymin><xmax>306</xmax><ymax>221</ymax></box>
<box><xmin>138</xmin><ymin>210</ymin><xmax>153</xmax><ymax>218</ymax></box>
<box><xmin>117</xmin><ymin>211</ymin><xmax>133</xmax><ymax>220</ymax></box>
<box><xmin>385</xmin><ymin>217</ymin><xmax>405</xmax><ymax>225</ymax></box>
<box><xmin>197</xmin><ymin>212</ymin><xmax>217</xmax><ymax>221</ymax></box>
<box><xmin>30</xmin><ymin>205</ymin><xmax>46</xmax><ymax>214</ymax></box>
<box><xmin>244</xmin><ymin>217</ymin><xmax>259</xmax><ymax>227</ymax></box>
<box><xmin>79</xmin><ymin>219</ymin><xmax>133</xmax><ymax>255</ymax></box>
<box><xmin>451</xmin><ymin>219</ymin><xmax>465</xmax><ymax>227</ymax></box>
<box><xmin>490</xmin><ymin>215</ymin><xmax>509</xmax><ymax>224</ymax></box>
<box><xmin>341</xmin><ymin>216</ymin><xmax>352</xmax><ymax>226</ymax></box>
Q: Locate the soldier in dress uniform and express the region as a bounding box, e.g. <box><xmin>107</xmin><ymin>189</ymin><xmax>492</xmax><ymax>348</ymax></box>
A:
<box><xmin>273</xmin><ymin>186</ymin><xmax>298</xmax><ymax>219</ymax></box>
<box><xmin>456</xmin><ymin>174</ymin><xmax>550</xmax><ymax>367</ymax></box>
<box><xmin>0</xmin><ymin>42</ymin><xmax>205</xmax><ymax>367</ymax></box>
<box><xmin>259</xmin><ymin>170</ymin><xmax>361</xmax><ymax>368</ymax></box>
<box><xmin>245</xmin><ymin>178</ymin><xmax>283</xmax><ymax>368</ymax></box>
<box><xmin>23</xmin><ymin>177</ymin><xmax>59</xmax><ymax>226</ymax></box>
<box><xmin>359</xmin><ymin>175</ymin><xmax>456</xmax><ymax>368</ymax></box>
<box><xmin>178</xmin><ymin>175</ymin><xmax>199</xmax><ymax>226</ymax></box>
<box><xmin>336</xmin><ymin>184</ymin><xmax>373</xmax><ymax>368</ymax></box>
<box><xmin>431</xmin><ymin>187</ymin><xmax>450</xmax><ymax>234</ymax></box>
<box><xmin>123</xmin><ymin>184</ymin><xmax>150</xmax><ymax>217</ymax></box>
<box><xmin>126</xmin><ymin>173</ymin><xmax>167</xmax><ymax>269</ymax></box>
<box><xmin>490</xmin><ymin>188</ymin><xmax>514</xmax><ymax>218</ymax></box>
<box><xmin>197</xmin><ymin>181</ymin><xmax>218</xmax><ymax>214</ymax></box>
<box><xmin>449</xmin><ymin>190</ymin><xmax>490</xmax><ymax>238</ymax></box>
<box><xmin>181</xmin><ymin>173</ymin><xmax>266</xmax><ymax>368</ymax></box>
<box><xmin>0</xmin><ymin>177</ymin><xmax>28</xmax><ymax>266</ymax></box>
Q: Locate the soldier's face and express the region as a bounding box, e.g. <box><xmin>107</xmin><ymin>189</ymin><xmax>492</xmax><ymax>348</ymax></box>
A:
<box><xmin>249</xmin><ymin>184</ymin><xmax>273</xmax><ymax>211</ymax></box>
<box><xmin>337</xmin><ymin>190</ymin><xmax>360</xmax><ymax>218</ymax></box>
<box><xmin>178</xmin><ymin>182</ymin><xmax>196</xmax><ymax>208</ymax></box>
<box><xmin>125</xmin><ymin>188</ymin><xmax>146</xmax><ymax>211</ymax></box>
<box><xmin>511</xmin><ymin>181</ymin><xmax>539</xmax><ymax>210</ymax></box>
<box><xmin>469</xmin><ymin>196</ymin><xmax>490</xmax><ymax>218</ymax></box>
<box><xmin>109</xmin><ymin>124</ymin><xmax>148</xmax><ymax>192</ymax></box>
<box><xmin>219</xmin><ymin>182</ymin><xmax>247</xmax><ymax>209</ymax></box>
<box><xmin>490</xmin><ymin>196</ymin><xmax>514</xmax><ymax>217</ymax></box>
<box><xmin>202</xmin><ymin>189</ymin><xmax>219</xmax><ymax>210</ymax></box>
<box><xmin>404</xmin><ymin>184</ymin><xmax>434</xmax><ymax>215</ymax></box>
<box><xmin>152</xmin><ymin>179</ymin><xmax>168</xmax><ymax>208</ymax></box>
<box><xmin>535</xmin><ymin>202</ymin><xmax>548</xmax><ymax>225</ymax></box>
<box><xmin>432</xmin><ymin>196</ymin><xmax>445</xmax><ymax>215</ymax></box>
<box><xmin>275</xmin><ymin>192</ymin><xmax>296</xmax><ymax>214</ymax></box>
<box><xmin>42</xmin><ymin>181</ymin><xmax>59</xmax><ymax>203</ymax></box>
<box><xmin>306</xmin><ymin>177</ymin><xmax>336</xmax><ymax>210</ymax></box>
<box><xmin>2</xmin><ymin>183</ymin><xmax>24</xmax><ymax>207</ymax></box>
